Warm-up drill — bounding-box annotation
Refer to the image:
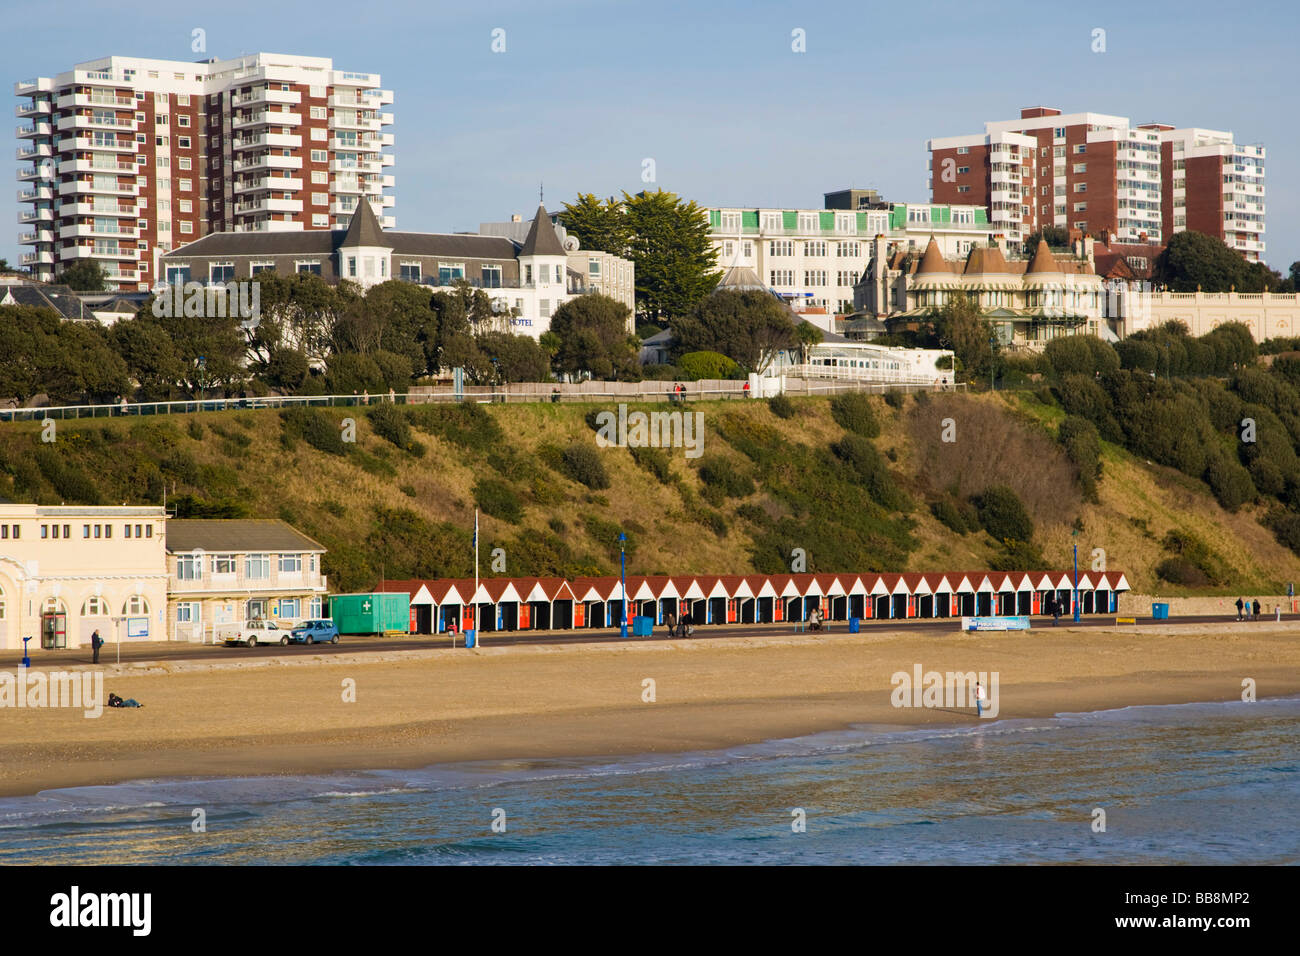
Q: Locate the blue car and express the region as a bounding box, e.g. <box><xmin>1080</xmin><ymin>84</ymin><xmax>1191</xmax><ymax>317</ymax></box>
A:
<box><xmin>289</xmin><ymin>620</ymin><xmax>340</xmax><ymax>645</ymax></box>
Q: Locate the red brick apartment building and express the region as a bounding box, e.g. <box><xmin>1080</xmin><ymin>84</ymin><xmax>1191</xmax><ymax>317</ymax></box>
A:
<box><xmin>928</xmin><ymin>107</ymin><xmax>1265</xmax><ymax>261</ymax></box>
<box><xmin>15</xmin><ymin>53</ymin><xmax>394</xmax><ymax>291</ymax></box>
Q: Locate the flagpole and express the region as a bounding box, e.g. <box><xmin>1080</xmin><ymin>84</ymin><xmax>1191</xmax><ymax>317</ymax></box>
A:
<box><xmin>474</xmin><ymin>509</ymin><xmax>480</xmax><ymax>646</ymax></box>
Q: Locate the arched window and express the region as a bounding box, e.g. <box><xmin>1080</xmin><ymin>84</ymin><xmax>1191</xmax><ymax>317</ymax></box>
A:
<box><xmin>82</xmin><ymin>596</ymin><xmax>110</xmax><ymax>616</ymax></box>
<box><xmin>123</xmin><ymin>595</ymin><xmax>149</xmax><ymax>616</ymax></box>
<box><xmin>42</xmin><ymin>597</ymin><xmax>67</xmax><ymax>615</ymax></box>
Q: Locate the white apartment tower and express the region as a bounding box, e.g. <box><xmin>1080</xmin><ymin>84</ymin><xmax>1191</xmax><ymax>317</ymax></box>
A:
<box><xmin>15</xmin><ymin>53</ymin><xmax>394</xmax><ymax>291</ymax></box>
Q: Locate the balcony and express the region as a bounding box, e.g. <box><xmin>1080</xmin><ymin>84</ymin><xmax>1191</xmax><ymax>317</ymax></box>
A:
<box><xmin>62</xmin><ymin>179</ymin><xmax>139</xmax><ymax>197</ymax></box>
<box><xmin>57</xmin><ymin>113</ymin><xmax>136</xmax><ymax>132</ymax></box>
<box><xmin>329</xmin><ymin>158</ymin><xmax>380</xmax><ymax>174</ymax></box>
<box><xmin>59</xmin><ymin>158</ymin><xmax>138</xmax><ymax>176</ymax></box>
<box><xmin>59</xmin><ymin>223</ymin><xmax>138</xmax><ymax>240</ymax></box>
<box><xmin>20</xmin><ymin>250</ymin><xmax>54</xmax><ymax>266</ymax></box>
<box><xmin>16</xmin><ymin>122</ymin><xmax>51</xmax><ymax>139</ymax></box>
<box><xmin>15</xmin><ymin>100</ymin><xmax>52</xmax><ymax>118</ymax></box>
<box><xmin>63</xmin><ymin>135</ymin><xmax>137</xmax><ymax>153</ymax></box>
<box><xmin>58</xmin><ymin>92</ymin><xmax>136</xmax><ymax>110</ymax></box>
<box><xmin>232</xmin><ymin>110</ymin><xmax>303</xmax><ymax>130</ymax></box>
<box><xmin>233</xmin><ymin>153</ymin><xmax>303</xmax><ymax>172</ymax></box>
<box><xmin>66</xmin><ymin>244</ymin><xmax>141</xmax><ymax>261</ymax></box>
<box><xmin>232</xmin><ymin>132</ymin><xmax>301</xmax><ymax>151</ymax></box>
<box><xmin>231</xmin><ymin>88</ymin><xmax>301</xmax><ymax>107</ymax></box>
<box><xmin>18</xmin><ymin>207</ymin><xmax>53</xmax><ymax>223</ymax></box>
<box><xmin>19</xmin><ymin>230</ymin><xmax>53</xmax><ymax>244</ymax></box>
<box><xmin>380</xmin><ymin>153</ymin><xmax>394</xmax><ymax>167</ymax></box>
<box><xmin>234</xmin><ymin>176</ymin><xmax>303</xmax><ymax>194</ymax></box>
<box><xmin>18</xmin><ymin>186</ymin><xmax>53</xmax><ymax>202</ymax></box>
<box><xmin>16</xmin><ymin>143</ymin><xmax>52</xmax><ymax>160</ymax></box>
<box><xmin>234</xmin><ymin>197</ymin><xmax>303</xmax><ymax>214</ymax></box>
<box><xmin>62</xmin><ymin>201</ymin><xmax>136</xmax><ymax>217</ymax></box>
<box><xmin>16</xmin><ymin>166</ymin><xmax>47</xmax><ymax>182</ymax></box>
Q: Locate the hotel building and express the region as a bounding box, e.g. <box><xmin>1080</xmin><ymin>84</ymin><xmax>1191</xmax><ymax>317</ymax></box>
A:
<box><xmin>704</xmin><ymin>201</ymin><xmax>995</xmax><ymax>315</ymax></box>
<box><xmin>15</xmin><ymin>53</ymin><xmax>394</xmax><ymax>292</ymax></box>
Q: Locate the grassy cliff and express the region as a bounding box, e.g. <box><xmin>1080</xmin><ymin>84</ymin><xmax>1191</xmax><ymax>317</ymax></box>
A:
<box><xmin>1</xmin><ymin>391</ymin><xmax>1296</xmax><ymax>595</ymax></box>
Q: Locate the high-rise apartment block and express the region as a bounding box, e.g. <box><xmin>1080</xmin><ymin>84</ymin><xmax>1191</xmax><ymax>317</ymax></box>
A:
<box><xmin>15</xmin><ymin>53</ymin><xmax>394</xmax><ymax>291</ymax></box>
<box><xmin>928</xmin><ymin>107</ymin><xmax>1266</xmax><ymax>261</ymax></box>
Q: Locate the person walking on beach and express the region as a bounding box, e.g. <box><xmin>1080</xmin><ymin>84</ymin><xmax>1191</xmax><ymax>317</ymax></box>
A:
<box><xmin>1253</xmin><ymin>598</ymin><xmax>1261</xmax><ymax>621</ymax></box>
<box><xmin>666</xmin><ymin>609</ymin><xmax>677</xmax><ymax>638</ymax></box>
<box><xmin>90</xmin><ymin>629</ymin><xmax>102</xmax><ymax>665</ymax></box>
<box><xmin>1235</xmin><ymin>596</ymin><xmax>1244</xmax><ymax>621</ymax></box>
<box><xmin>975</xmin><ymin>680</ymin><xmax>986</xmax><ymax>718</ymax></box>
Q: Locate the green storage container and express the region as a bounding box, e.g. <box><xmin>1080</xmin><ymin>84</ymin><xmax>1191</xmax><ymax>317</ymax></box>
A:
<box><xmin>327</xmin><ymin>592</ymin><xmax>411</xmax><ymax>635</ymax></box>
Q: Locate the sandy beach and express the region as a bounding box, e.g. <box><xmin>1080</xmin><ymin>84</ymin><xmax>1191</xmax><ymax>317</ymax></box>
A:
<box><xmin>2</xmin><ymin>622</ymin><xmax>1298</xmax><ymax>798</ymax></box>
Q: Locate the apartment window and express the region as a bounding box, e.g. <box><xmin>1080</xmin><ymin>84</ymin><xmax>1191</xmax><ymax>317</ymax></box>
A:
<box><xmin>1054</xmin><ymin>127</ymin><xmax>1066</xmax><ymax>138</ymax></box>
<box><xmin>539</xmin><ymin>299</ymin><xmax>551</xmax><ymax>318</ymax></box>
<box><xmin>760</xmin><ymin>212</ymin><xmax>782</xmax><ymax>231</ymax></box>
<box><xmin>769</xmin><ymin>270</ymin><xmax>794</xmax><ymax>285</ymax></box>
<box><xmin>768</xmin><ymin>240</ymin><xmax>793</xmax><ymax>256</ymax></box>
<box><xmin>957</xmin><ymin>186</ymin><xmax>970</xmax><ymax>194</ymax></box>
<box><xmin>311</xmin><ymin>170</ymin><xmax>327</xmax><ymax>184</ymax></box>
<box><xmin>297</xmin><ymin>261</ymin><xmax>323</xmax><ymax>275</ymax></box>
<box><xmin>93</xmin><ymin>525</ymin><xmax>101</xmax><ymax>538</ymax></box>
<box><xmin>312</xmin><ymin>214</ymin><xmax>329</xmax><ymax>227</ymax></box>
<box><xmin>178</xmin><ymin>199</ymin><xmax>192</xmax><ymax>214</ymax></box>
<box><xmin>311</xmin><ymin>127</ymin><xmax>327</xmax><ymax>141</ymax></box>
<box><xmin>40</xmin><ymin>525</ymin><xmax>47</xmax><ymax>539</ymax></box>
<box><xmin>1073</xmin><ymin>163</ymin><xmax>1087</xmax><ymax>174</ymax></box>
<box><xmin>251</xmin><ymin>262</ymin><xmax>276</xmax><ymax>274</ymax></box>
<box><xmin>720</xmin><ymin>212</ymin><xmax>740</xmax><ymax>230</ymax></box>
<box><xmin>176</xmin><ymin>602</ymin><xmax>200</xmax><ymax>624</ymax></box>
<box><xmin>310</xmin><ymin>106</ymin><xmax>327</xmax><ymax>120</ymax></box>
<box><xmin>836</xmin><ymin>242</ymin><xmax>860</xmax><ymax>257</ymax></box>
<box><xmin>156</xmin><ymin>156</ymin><xmax>169</xmax><ymax>169</ymax></box>
<box><xmin>137</xmin><ymin>219</ymin><xmax>148</xmax><ymax>231</ymax></box>
<box><xmin>179</xmin><ymin>178</ymin><xmax>192</xmax><ymax>191</ymax></box>
<box><xmin>212</xmin><ymin>554</ymin><xmax>236</xmax><ymax>575</ymax></box>
<box><xmin>804</xmin><ymin>240</ymin><xmax>826</xmax><ymax>257</ymax></box>
<box><xmin>1074</xmin><ymin>221</ymin><xmax>1087</xmax><ymax>230</ymax></box>
<box><xmin>178</xmin><ymin>136</ymin><xmax>191</xmax><ymax>149</ymax></box>
<box><xmin>1074</xmin><ymin>183</ymin><xmax>1087</xmax><ymax>193</ymax></box>
<box><xmin>482</xmin><ymin>264</ymin><xmax>503</xmax><ymax>288</ymax></box>
<box><xmin>312</xmin><ymin>192</ymin><xmax>328</xmax><ymax>206</ymax></box>
<box><xmin>311</xmin><ymin>150</ymin><xmax>327</xmax><ymax>162</ymax></box>
<box><xmin>1074</xmin><ymin>144</ymin><xmax>1086</xmax><ymax>154</ymax></box>
<box><xmin>178</xmin><ymin>157</ymin><xmax>191</xmax><ymax>170</ymax></box>
<box><xmin>177</xmin><ymin>115</ymin><xmax>190</xmax><ymax>128</ymax></box>
<box><xmin>279</xmin><ymin>553</ymin><xmax>302</xmax><ymax>573</ymax></box>
<box><xmin>399</xmin><ymin>263</ymin><xmax>421</xmax><ymax>282</ymax></box>
<box><xmin>210</xmin><ymin>263</ymin><xmax>235</xmax><ymax>282</ymax></box>
<box><xmin>347</xmin><ymin>257</ymin><xmax>357</xmax><ymax>278</ymax></box>
<box><xmin>957</xmin><ymin>166</ymin><xmax>970</xmax><ymax>174</ymax></box>
<box><xmin>123</xmin><ymin>595</ymin><xmax>149</xmax><ymax>616</ymax></box>
<box><xmin>245</xmin><ymin>554</ymin><xmax>271</xmax><ymax>580</ymax></box>
<box><xmin>804</xmin><ymin>270</ymin><xmax>827</xmax><ymax>286</ymax></box>
<box><xmin>956</xmin><ymin>146</ymin><xmax>969</xmax><ymax>154</ymax></box>
<box><xmin>1074</xmin><ymin>202</ymin><xmax>1087</xmax><ymax>212</ymax></box>
<box><xmin>135</xmin><ymin>111</ymin><xmax>146</xmax><ymax>123</ymax></box>
<box><xmin>177</xmin><ymin>554</ymin><xmax>203</xmax><ymax>580</ymax></box>
<box><xmin>1053</xmin><ymin>146</ymin><xmax>1065</xmax><ymax>158</ymax></box>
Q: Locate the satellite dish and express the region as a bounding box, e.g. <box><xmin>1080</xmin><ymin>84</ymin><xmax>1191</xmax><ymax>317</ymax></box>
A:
<box><xmin>562</xmin><ymin>235</ymin><xmax>580</xmax><ymax>252</ymax></box>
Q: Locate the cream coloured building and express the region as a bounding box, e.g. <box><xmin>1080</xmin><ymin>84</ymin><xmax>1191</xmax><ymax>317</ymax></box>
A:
<box><xmin>1121</xmin><ymin>291</ymin><xmax>1300</xmax><ymax>341</ymax></box>
<box><xmin>165</xmin><ymin>519</ymin><xmax>328</xmax><ymax>641</ymax></box>
<box><xmin>0</xmin><ymin>505</ymin><xmax>168</xmax><ymax>651</ymax></box>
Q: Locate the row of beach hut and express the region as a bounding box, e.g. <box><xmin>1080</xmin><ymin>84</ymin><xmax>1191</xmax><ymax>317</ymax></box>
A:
<box><xmin>376</xmin><ymin>570</ymin><xmax>1131</xmax><ymax>634</ymax></box>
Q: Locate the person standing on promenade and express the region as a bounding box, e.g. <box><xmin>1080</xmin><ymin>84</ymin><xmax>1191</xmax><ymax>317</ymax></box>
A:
<box><xmin>666</xmin><ymin>608</ymin><xmax>677</xmax><ymax>638</ymax></box>
<box><xmin>1253</xmin><ymin>598</ymin><xmax>1261</xmax><ymax>621</ymax></box>
<box><xmin>975</xmin><ymin>680</ymin><xmax>985</xmax><ymax>718</ymax></box>
<box><xmin>1235</xmin><ymin>597</ymin><xmax>1244</xmax><ymax>621</ymax></box>
<box><xmin>743</xmin><ymin>381</ymin><xmax>751</xmax><ymax>399</ymax></box>
<box><xmin>90</xmin><ymin>629</ymin><xmax>102</xmax><ymax>665</ymax></box>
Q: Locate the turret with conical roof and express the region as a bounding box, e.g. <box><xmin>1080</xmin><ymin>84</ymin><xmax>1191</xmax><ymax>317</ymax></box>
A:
<box><xmin>519</xmin><ymin>205</ymin><xmax>566</xmax><ymax>257</ymax></box>
<box><xmin>915</xmin><ymin>236</ymin><xmax>950</xmax><ymax>276</ymax></box>
<box><xmin>1026</xmin><ymin>238</ymin><xmax>1062</xmax><ymax>275</ymax></box>
<box><xmin>338</xmin><ymin>198</ymin><xmax>391</xmax><ymax>249</ymax></box>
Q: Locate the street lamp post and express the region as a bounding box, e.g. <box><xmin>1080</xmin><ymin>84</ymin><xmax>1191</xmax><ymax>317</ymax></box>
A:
<box><xmin>1072</xmin><ymin>529</ymin><xmax>1081</xmax><ymax>623</ymax></box>
<box><xmin>618</xmin><ymin>532</ymin><xmax>628</xmax><ymax>638</ymax></box>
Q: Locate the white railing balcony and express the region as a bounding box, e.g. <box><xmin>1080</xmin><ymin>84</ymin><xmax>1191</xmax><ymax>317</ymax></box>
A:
<box><xmin>66</xmin><ymin>244</ymin><xmax>140</xmax><ymax>260</ymax></box>
<box><xmin>380</xmin><ymin>153</ymin><xmax>394</xmax><ymax>167</ymax></box>
<box><xmin>18</xmin><ymin>207</ymin><xmax>53</xmax><ymax>223</ymax></box>
<box><xmin>64</xmin><ymin>179</ymin><xmax>139</xmax><ymax>197</ymax></box>
<box><xmin>16</xmin><ymin>122</ymin><xmax>51</xmax><ymax>139</ymax></box>
<box><xmin>234</xmin><ymin>197</ymin><xmax>303</xmax><ymax>214</ymax></box>
<box><xmin>232</xmin><ymin>110</ymin><xmax>303</xmax><ymax>130</ymax></box>
<box><xmin>231</xmin><ymin>88</ymin><xmax>301</xmax><ymax>107</ymax></box>
<box><xmin>380</xmin><ymin>195</ymin><xmax>395</xmax><ymax>208</ymax></box>
<box><xmin>66</xmin><ymin>136</ymin><xmax>137</xmax><ymax>153</ymax></box>
<box><xmin>21</xmin><ymin>251</ymin><xmax>54</xmax><ymax>266</ymax></box>
<box><xmin>17</xmin><ymin>166</ymin><xmax>46</xmax><ymax>182</ymax></box>
<box><xmin>57</xmin><ymin>114</ymin><xmax>135</xmax><ymax>132</ymax></box>
<box><xmin>232</xmin><ymin>153</ymin><xmax>304</xmax><ymax>172</ymax></box>
<box><xmin>15</xmin><ymin>100</ymin><xmax>51</xmax><ymax>118</ymax></box>
<box><xmin>329</xmin><ymin>158</ymin><xmax>379</xmax><ymax>173</ymax></box>
<box><xmin>17</xmin><ymin>185</ymin><xmax>53</xmax><ymax>201</ymax></box>
<box><xmin>59</xmin><ymin>223</ymin><xmax>137</xmax><ymax>239</ymax></box>
<box><xmin>233</xmin><ymin>132</ymin><xmax>301</xmax><ymax>151</ymax></box>
<box><xmin>234</xmin><ymin>176</ymin><xmax>304</xmax><ymax>194</ymax></box>
<box><xmin>16</xmin><ymin>143</ymin><xmax>51</xmax><ymax>160</ymax></box>
<box><xmin>63</xmin><ymin>201</ymin><xmax>136</xmax><ymax>217</ymax></box>
<box><xmin>380</xmin><ymin>174</ymin><xmax>395</xmax><ymax>188</ymax></box>
<box><xmin>59</xmin><ymin>92</ymin><xmax>136</xmax><ymax>110</ymax></box>
<box><xmin>59</xmin><ymin>158</ymin><xmax>138</xmax><ymax>175</ymax></box>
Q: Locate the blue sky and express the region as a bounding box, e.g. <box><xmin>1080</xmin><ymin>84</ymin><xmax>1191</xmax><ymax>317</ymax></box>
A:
<box><xmin>6</xmin><ymin>0</ymin><xmax>1298</xmax><ymax>273</ymax></box>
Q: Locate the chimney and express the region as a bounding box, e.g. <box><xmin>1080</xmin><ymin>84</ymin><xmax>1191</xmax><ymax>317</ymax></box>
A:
<box><xmin>1083</xmin><ymin>235</ymin><xmax>1095</xmax><ymax>265</ymax></box>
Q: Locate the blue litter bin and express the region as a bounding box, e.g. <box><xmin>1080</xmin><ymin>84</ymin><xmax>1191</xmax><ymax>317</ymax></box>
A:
<box><xmin>464</xmin><ymin>629</ymin><xmax>477</xmax><ymax>648</ymax></box>
<box><xmin>1152</xmin><ymin>603</ymin><xmax>1169</xmax><ymax>620</ymax></box>
<box><xmin>848</xmin><ymin>617</ymin><xmax>861</xmax><ymax>634</ymax></box>
<box><xmin>632</xmin><ymin>616</ymin><xmax>653</xmax><ymax>637</ymax></box>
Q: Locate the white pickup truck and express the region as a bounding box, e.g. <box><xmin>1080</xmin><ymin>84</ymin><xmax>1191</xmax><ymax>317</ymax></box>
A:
<box><xmin>224</xmin><ymin>619</ymin><xmax>290</xmax><ymax>647</ymax></box>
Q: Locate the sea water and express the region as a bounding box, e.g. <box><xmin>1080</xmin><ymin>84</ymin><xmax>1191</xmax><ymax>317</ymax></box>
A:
<box><xmin>1</xmin><ymin>697</ymin><xmax>1296</xmax><ymax>865</ymax></box>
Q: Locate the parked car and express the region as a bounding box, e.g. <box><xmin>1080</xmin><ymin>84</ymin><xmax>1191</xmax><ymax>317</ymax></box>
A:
<box><xmin>224</xmin><ymin>619</ymin><xmax>287</xmax><ymax>647</ymax></box>
<box><xmin>289</xmin><ymin>620</ymin><xmax>340</xmax><ymax>645</ymax></box>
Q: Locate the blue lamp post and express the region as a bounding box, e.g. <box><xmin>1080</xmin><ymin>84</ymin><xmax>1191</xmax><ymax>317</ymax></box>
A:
<box><xmin>618</xmin><ymin>532</ymin><xmax>628</xmax><ymax>638</ymax></box>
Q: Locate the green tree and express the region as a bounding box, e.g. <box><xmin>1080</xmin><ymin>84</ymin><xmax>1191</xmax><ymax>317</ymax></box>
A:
<box><xmin>547</xmin><ymin>293</ymin><xmax>640</xmax><ymax>381</ymax></box>
<box><xmin>623</xmin><ymin>189</ymin><xmax>721</xmax><ymax>323</ymax></box>
<box><xmin>110</xmin><ymin>318</ymin><xmax>185</xmax><ymax>398</ymax></box>
<box><xmin>678</xmin><ymin>350</ymin><xmax>740</xmax><ymax>381</ymax></box>
<box><xmin>246</xmin><ymin>270</ymin><xmax>347</xmax><ymax>369</ymax></box>
<box><xmin>475</xmin><ymin>331</ymin><xmax>552</xmax><ymax>383</ymax></box>
<box><xmin>0</xmin><ymin>305</ymin><xmax>128</xmax><ymax>403</ymax></box>
<box><xmin>55</xmin><ymin>259</ymin><xmax>107</xmax><ymax>292</ymax></box>
<box><xmin>933</xmin><ymin>292</ymin><xmax>996</xmax><ymax>382</ymax></box>
<box><xmin>147</xmin><ymin>297</ymin><xmax>246</xmax><ymax>395</ymax></box>
<box><xmin>673</xmin><ymin>289</ymin><xmax>797</xmax><ymax>373</ymax></box>
<box><xmin>795</xmin><ymin>320</ymin><xmax>824</xmax><ymax>364</ymax></box>
<box><xmin>1024</xmin><ymin>226</ymin><xmax>1070</xmax><ymax>251</ymax></box>
<box><xmin>1152</xmin><ymin>231</ymin><xmax>1253</xmax><ymax>292</ymax></box>
<box><xmin>559</xmin><ymin>194</ymin><xmax>631</xmax><ymax>256</ymax></box>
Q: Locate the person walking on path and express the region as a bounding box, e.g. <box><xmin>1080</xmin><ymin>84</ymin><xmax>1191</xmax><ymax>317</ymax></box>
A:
<box><xmin>666</xmin><ymin>609</ymin><xmax>677</xmax><ymax>638</ymax></box>
<box><xmin>1253</xmin><ymin>598</ymin><xmax>1261</xmax><ymax>621</ymax></box>
<box><xmin>742</xmin><ymin>381</ymin><xmax>751</xmax><ymax>399</ymax></box>
<box><xmin>975</xmin><ymin>680</ymin><xmax>986</xmax><ymax>718</ymax></box>
<box><xmin>1235</xmin><ymin>596</ymin><xmax>1244</xmax><ymax>621</ymax></box>
<box><xmin>90</xmin><ymin>629</ymin><xmax>102</xmax><ymax>665</ymax></box>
